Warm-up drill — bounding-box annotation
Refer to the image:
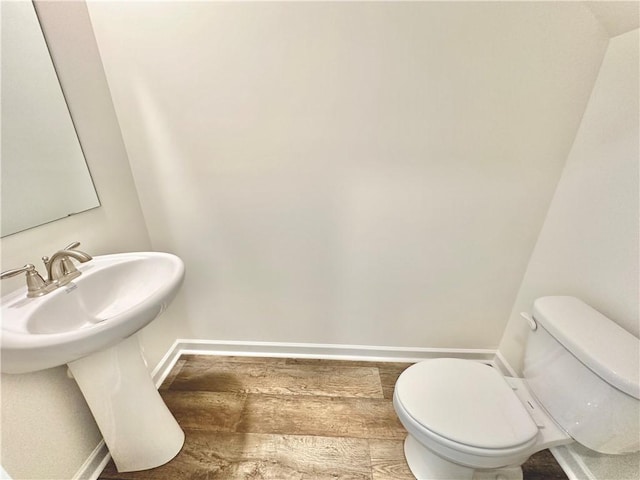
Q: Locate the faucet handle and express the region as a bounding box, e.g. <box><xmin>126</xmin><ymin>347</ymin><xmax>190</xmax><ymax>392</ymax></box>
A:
<box><xmin>1</xmin><ymin>264</ymin><xmax>37</xmax><ymax>279</ymax></box>
<box><xmin>0</xmin><ymin>264</ymin><xmax>56</xmax><ymax>297</ymax></box>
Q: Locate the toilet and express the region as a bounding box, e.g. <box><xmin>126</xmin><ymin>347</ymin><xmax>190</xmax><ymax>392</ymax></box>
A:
<box><xmin>393</xmin><ymin>296</ymin><xmax>640</xmax><ymax>480</ymax></box>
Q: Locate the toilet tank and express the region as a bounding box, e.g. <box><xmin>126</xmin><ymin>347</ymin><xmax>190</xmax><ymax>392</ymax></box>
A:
<box><xmin>523</xmin><ymin>296</ymin><xmax>640</xmax><ymax>454</ymax></box>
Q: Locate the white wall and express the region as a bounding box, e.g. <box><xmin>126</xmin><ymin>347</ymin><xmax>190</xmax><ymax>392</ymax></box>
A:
<box><xmin>1</xmin><ymin>2</ymin><xmax>633</xmax><ymax>479</ymax></box>
<box><xmin>498</xmin><ymin>27</ymin><xmax>639</xmax><ymax>479</ymax></box>
<box><xmin>0</xmin><ymin>3</ymin><xmax>159</xmax><ymax>479</ymax></box>
<box><xmin>498</xmin><ymin>28</ymin><xmax>640</xmax><ymax>374</ymax></box>
<box><xmin>86</xmin><ymin>1</ymin><xmax>608</xmax><ymax>350</ymax></box>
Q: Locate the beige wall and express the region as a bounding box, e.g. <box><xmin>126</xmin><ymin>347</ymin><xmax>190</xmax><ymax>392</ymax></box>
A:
<box><xmin>86</xmin><ymin>1</ymin><xmax>608</xmax><ymax>350</ymax></box>
<box><xmin>498</xmin><ymin>28</ymin><xmax>640</xmax><ymax>374</ymax></box>
<box><xmin>0</xmin><ymin>3</ymin><xmax>156</xmax><ymax>479</ymax></box>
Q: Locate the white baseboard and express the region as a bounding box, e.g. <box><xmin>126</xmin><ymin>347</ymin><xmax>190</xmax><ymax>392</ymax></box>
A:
<box><xmin>153</xmin><ymin>338</ymin><xmax>497</xmax><ymax>385</ymax></box>
<box><xmin>550</xmin><ymin>445</ymin><xmax>595</xmax><ymax>480</ymax></box>
<box><xmin>493</xmin><ymin>350</ymin><xmax>519</xmax><ymax>377</ymax></box>
<box><xmin>72</xmin><ymin>440</ymin><xmax>110</xmax><ymax>480</ymax></box>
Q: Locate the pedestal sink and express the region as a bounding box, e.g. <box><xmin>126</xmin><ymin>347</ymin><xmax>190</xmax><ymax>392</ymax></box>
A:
<box><xmin>1</xmin><ymin>252</ymin><xmax>186</xmax><ymax>472</ymax></box>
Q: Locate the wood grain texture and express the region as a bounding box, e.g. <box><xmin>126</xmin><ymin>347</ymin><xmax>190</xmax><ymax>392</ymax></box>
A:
<box><xmin>170</xmin><ymin>355</ymin><xmax>384</xmax><ymax>398</ymax></box>
<box><xmin>377</xmin><ymin>363</ymin><xmax>412</xmax><ymax>399</ymax></box>
<box><xmin>98</xmin><ymin>355</ymin><xmax>568</xmax><ymax>480</ymax></box>
<box><xmin>369</xmin><ymin>439</ymin><xmax>415</xmax><ymax>480</ymax></box>
<box><xmin>99</xmin><ymin>431</ymin><xmax>371</xmax><ymax>480</ymax></box>
<box><xmin>160</xmin><ymin>391</ymin><xmax>246</xmax><ymax>432</ymax></box>
<box><xmin>158</xmin><ymin>358</ymin><xmax>186</xmax><ymax>391</ymax></box>
<box><xmin>238</xmin><ymin>393</ymin><xmax>406</xmax><ymax>439</ymax></box>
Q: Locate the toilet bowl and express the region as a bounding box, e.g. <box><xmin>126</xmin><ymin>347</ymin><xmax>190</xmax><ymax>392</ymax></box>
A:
<box><xmin>393</xmin><ymin>358</ymin><xmax>570</xmax><ymax>480</ymax></box>
<box><xmin>392</xmin><ymin>297</ymin><xmax>640</xmax><ymax>480</ymax></box>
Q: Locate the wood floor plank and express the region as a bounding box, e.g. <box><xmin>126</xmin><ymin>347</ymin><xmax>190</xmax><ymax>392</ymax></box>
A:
<box><xmin>283</xmin><ymin>358</ymin><xmax>412</xmax><ymax>399</ymax></box>
<box><xmin>171</xmin><ymin>356</ymin><xmax>384</xmax><ymax>398</ymax></box>
<box><xmin>369</xmin><ymin>439</ymin><xmax>414</xmax><ymax>480</ymax></box>
<box><xmin>523</xmin><ymin>450</ymin><xmax>570</xmax><ymax>480</ymax></box>
<box><xmin>284</xmin><ymin>358</ymin><xmax>389</xmax><ymax>368</ymax></box>
<box><xmin>377</xmin><ymin>362</ymin><xmax>412</xmax><ymax>399</ymax></box>
<box><xmin>272</xmin><ymin>434</ymin><xmax>372</xmax><ymax>479</ymax></box>
<box><xmin>99</xmin><ymin>431</ymin><xmax>275</xmax><ymax>480</ymax></box>
<box><xmin>99</xmin><ymin>431</ymin><xmax>372</xmax><ymax>480</ymax></box>
<box><xmin>180</xmin><ymin>355</ymin><xmax>289</xmax><ymax>365</ymax></box>
<box><xmin>160</xmin><ymin>390</ymin><xmax>246</xmax><ymax>432</ymax></box>
<box><xmin>237</xmin><ymin>393</ymin><xmax>407</xmax><ymax>440</ymax></box>
<box><xmin>159</xmin><ymin>358</ymin><xmax>186</xmax><ymax>391</ymax></box>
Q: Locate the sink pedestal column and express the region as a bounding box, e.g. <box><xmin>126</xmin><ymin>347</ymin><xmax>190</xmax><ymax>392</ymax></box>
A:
<box><xmin>67</xmin><ymin>335</ymin><xmax>184</xmax><ymax>472</ymax></box>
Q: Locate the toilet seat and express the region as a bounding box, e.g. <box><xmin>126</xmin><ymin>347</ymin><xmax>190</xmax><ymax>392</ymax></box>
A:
<box><xmin>395</xmin><ymin>359</ymin><xmax>539</xmax><ymax>452</ymax></box>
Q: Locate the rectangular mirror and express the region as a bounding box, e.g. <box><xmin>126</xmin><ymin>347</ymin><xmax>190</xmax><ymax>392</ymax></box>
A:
<box><xmin>1</xmin><ymin>1</ymin><xmax>100</xmax><ymax>237</ymax></box>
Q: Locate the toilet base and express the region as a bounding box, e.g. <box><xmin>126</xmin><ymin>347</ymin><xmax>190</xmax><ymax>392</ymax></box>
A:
<box><xmin>403</xmin><ymin>436</ymin><xmax>523</xmax><ymax>480</ymax></box>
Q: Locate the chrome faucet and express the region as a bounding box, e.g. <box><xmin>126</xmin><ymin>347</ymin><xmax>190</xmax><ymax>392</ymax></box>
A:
<box><xmin>42</xmin><ymin>242</ymin><xmax>92</xmax><ymax>286</ymax></box>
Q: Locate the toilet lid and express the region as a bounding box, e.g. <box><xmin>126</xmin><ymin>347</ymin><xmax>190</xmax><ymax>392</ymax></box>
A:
<box><xmin>396</xmin><ymin>358</ymin><xmax>538</xmax><ymax>450</ymax></box>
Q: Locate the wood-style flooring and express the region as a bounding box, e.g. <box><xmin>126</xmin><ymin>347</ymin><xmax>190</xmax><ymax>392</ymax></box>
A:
<box><xmin>98</xmin><ymin>356</ymin><xmax>569</xmax><ymax>480</ymax></box>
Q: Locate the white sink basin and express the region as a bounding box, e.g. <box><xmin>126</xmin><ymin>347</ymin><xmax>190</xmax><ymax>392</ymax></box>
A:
<box><xmin>1</xmin><ymin>251</ymin><xmax>184</xmax><ymax>374</ymax></box>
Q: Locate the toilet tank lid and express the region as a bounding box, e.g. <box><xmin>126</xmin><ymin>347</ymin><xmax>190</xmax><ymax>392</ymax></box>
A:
<box><xmin>532</xmin><ymin>296</ymin><xmax>640</xmax><ymax>400</ymax></box>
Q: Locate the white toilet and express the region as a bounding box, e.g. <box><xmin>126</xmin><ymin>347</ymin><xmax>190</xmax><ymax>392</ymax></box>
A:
<box><xmin>393</xmin><ymin>296</ymin><xmax>640</xmax><ymax>480</ymax></box>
